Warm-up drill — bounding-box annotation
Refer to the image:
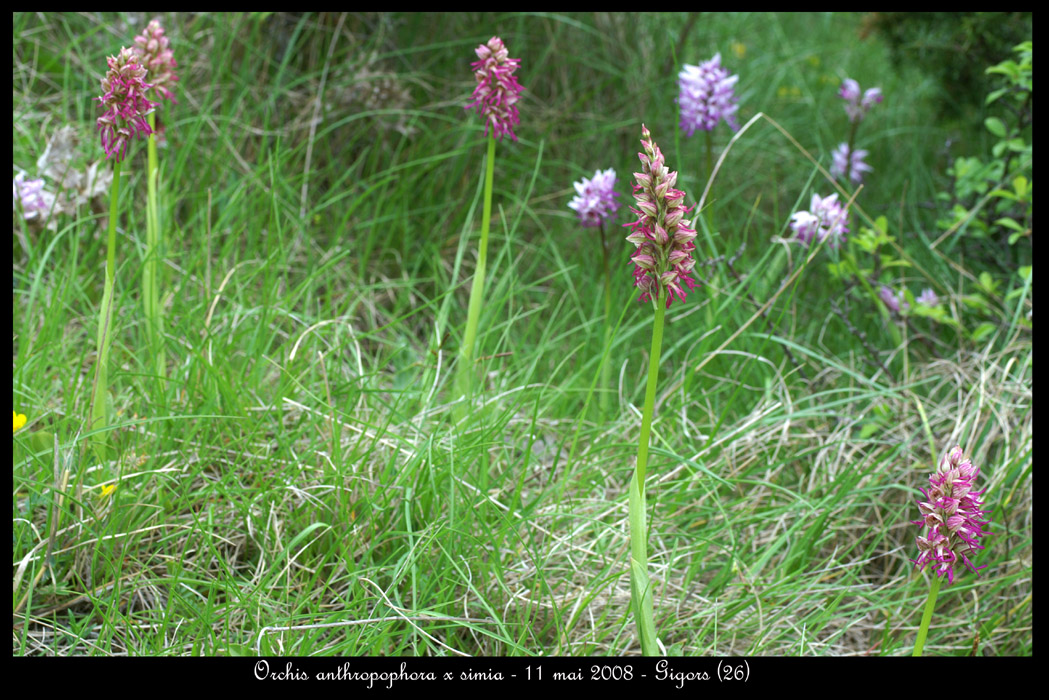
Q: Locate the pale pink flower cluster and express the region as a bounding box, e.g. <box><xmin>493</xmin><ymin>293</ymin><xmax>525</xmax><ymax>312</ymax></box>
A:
<box><xmin>878</xmin><ymin>285</ymin><xmax>909</xmax><ymax>314</ymax></box>
<box><xmin>912</xmin><ymin>446</ymin><xmax>991</xmax><ymax>584</ymax></box>
<box><xmin>789</xmin><ymin>193</ymin><xmax>849</xmax><ymax>248</ymax></box>
<box><xmin>839</xmin><ymin>78</ymin><xmax>882</xmax><ymax>123</ymax></box>
<box><xmin>830</xmin><ymin>142</ymin><xmax>873</xmax><ymax>184</ymax></box>
<box><xmin>466</xmin><ymin>36</ymin><xmax>524</xmax><ymax>141</ymax></box>
<box><xmin>96</xmin><ymin>47</ymin><xmax>157</xmax><ymax>161</ymax></box>
<box><xmin>880</xmin><ymin>287</ymin><xmax>941</xmax><ymax>313</ymax></box>
<box><xmin>625</xmin><ymin>125</ymin><xmax>698</xmax><ymax>308</ymax></box>
<box><xmin>917</xmin><ymin>288</ymin><xmax>940</xmax><ymax>307</ymax></box>
<box><xmin>14</xmin><ymin>127</ymin><xmax>114</xmax><ymax>230</ymax></box>
<box><xmin>133</xmin><ymin>19</ymin><xmax>179</xmax><ymax>103</ymax></box>
<box><xmin>568</xmin><ymin>168</ymin><xmax>621</xmax><ymax>228</ymax></box>
<box><xmin>677</xmin><ymin>53</ymin><xmax>740</xmax><ymax>136</ymax></box>
<box><xmin>13</xmin><ymin>173</ymin><xmax>56</xmax><ymax>220</ymax></box>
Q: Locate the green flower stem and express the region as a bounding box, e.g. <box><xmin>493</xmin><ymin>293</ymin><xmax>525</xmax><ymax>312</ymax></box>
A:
<box><xmin>636</xmin><ymin>300</ymin><xmax>666</xmax><ymax>489</ymax></box>
<box><xmin>144</xmin><ymin>112</ymin><xmax>166</xmax><ymax>380</ymax></box>
<box><xmin>845</xmin><ymin>120</ymin><xmax>859</xmax><ymax>182</ymax></box>
<box><xmin>629</xmin><ymin>469</ymin><xmax>658</xmax><ymax>655</ymax></box>
<box><xmin>598</xmin><ymin>222</ymin><xmax>613</xmax><ymax>417</ymax></box>
<box><xmin>704</xmin><ymin>130</ymin><xmax>714</xmax><ymax>229</ymax></box>
<box><xmin>705</xmin><ymin>130</ymin><xmax>713</xmax><ymax>187</ymax></box>
<box><xmin>455</xmin><ymin>133</ymin><xmax>496</xmax><ymax>407</ymax></box>
<box><xmin>913</xmin><ymin>575</ymin><xmax>942</xmax><ymax>657</ymax></box>
<box><xmin>90</xmin><ymin>159</ymin><xmax>122</xmax><ymax>462</ymax></box>
<box><xmin>630</xmin><ymin>297</ymin><xmax>666</xmax><ymax>655</ymax></box>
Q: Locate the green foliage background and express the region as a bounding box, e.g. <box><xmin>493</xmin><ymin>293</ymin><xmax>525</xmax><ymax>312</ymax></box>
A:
<box><xmin>13</xmin><ymin>12</ymin><xmax>1031</xmax><ymax>656</ymax></box>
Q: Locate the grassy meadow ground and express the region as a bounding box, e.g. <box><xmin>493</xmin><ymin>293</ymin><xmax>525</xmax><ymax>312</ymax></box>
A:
<box><xmin>13</xmin><ymin>12</ymin><xmax>1031</xmax><ymax>656</ymax></box>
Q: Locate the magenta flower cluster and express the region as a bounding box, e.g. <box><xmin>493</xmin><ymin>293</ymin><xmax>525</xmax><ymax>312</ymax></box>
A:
<box><xmin>912</xmin><ymin>446</ymin><xmax>991</xmax><ymax>584</ymax></box>
<box><xmin>677</xmin><ymin>53</ymin><xmax>740</xmax><ymax>136</ymax></box>
<box><xmin>839</xmin><ymin>78</ymin><xmax>882</xmax><ymax>123</ymax></box>
<box><xmin>830</xmin><ymin>142</ymin><xmax>873</xmax><ymax>184</ymax></box>
<box><xmin>569</xmin><ymin>169</ymin><xmax>621</xmax><ymax>228</ymax></box>
<box><xmin>96</xmin><ymin>47</ymin><xmax>157</xmax><ymax>161</ymax></box>
<box><xmin>625</xmin><ymin>125</ymin><xmax>698</xmax><ymax>308</ymax></box>
<box><xmin>133</xmin><ymin>19</ymin><xmax>179</xmax><ymax>103</ymax></box>
<box><xmin>789</xmin><ymin>193</ymin><xmax>849</xmax><ymax>248</ymax></box>
<box><xmin>466</xmin><ymin>36</ymin><xmax>524</xmax><ymax>142</ymax></box>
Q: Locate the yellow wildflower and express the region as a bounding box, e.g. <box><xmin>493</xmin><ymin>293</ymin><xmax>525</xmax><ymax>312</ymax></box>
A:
<box><xmin>13</xmin><ymin>411</ymin><xmax>27</xmax><ymax>433</ymax></box>
<box><xmin>99</xmin><ymin>484</ymin><xmax>117</xmax><ymax>499</ymax></box>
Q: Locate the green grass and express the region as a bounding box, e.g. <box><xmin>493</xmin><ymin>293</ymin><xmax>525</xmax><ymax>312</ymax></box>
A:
<box><xmin>13</xmin><ymin>12</ymin><xmax>1031</xmax><ymax>656</ymax></box>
